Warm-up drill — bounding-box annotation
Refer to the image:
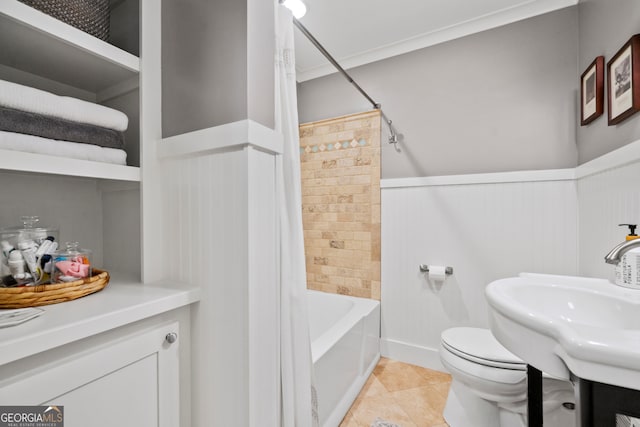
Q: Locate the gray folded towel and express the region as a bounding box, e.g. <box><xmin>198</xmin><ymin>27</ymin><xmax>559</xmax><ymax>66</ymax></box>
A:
<box><xmin>0</xmin><ymin>106</ymin><xmax>125</xmax><ymax>150</ymax></box>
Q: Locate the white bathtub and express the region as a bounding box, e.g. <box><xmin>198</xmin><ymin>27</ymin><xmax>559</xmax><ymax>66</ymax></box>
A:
<box><xmin>308</xmin><ymin>290</ymin><xmax>381</xmax><ymax>427</ymax></box>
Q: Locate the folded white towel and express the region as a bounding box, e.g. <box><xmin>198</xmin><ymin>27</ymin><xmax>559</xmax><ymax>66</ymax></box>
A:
<box><xmin>0</xmin><ymin>80</ymin><xmax>129</xmax><ymax>132</ymax></box>
<box><xmin>0</xmin><ymin>131</ymin><xmax>127</xmax><ymax>165</ymax></box>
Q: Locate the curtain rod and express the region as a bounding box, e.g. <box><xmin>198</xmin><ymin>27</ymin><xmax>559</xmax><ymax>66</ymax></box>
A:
<box><xmin>293</xmin><ymin>18</ymin><xmax>379</xmax><ymax>109</ymax></box>
<box><xmin>293</xmin><ymin>18</ymin><xmax>398</xmax><ymax>144</ymax></box>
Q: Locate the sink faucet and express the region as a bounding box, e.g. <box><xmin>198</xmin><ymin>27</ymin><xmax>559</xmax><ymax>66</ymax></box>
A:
<box><xmin>605</xmin><ymin>224</ymin><xmax>640</xmax><ymax>265</ymax></box>
<box><xmin>604</xmin><ymin>238</ymin><xmax>640</xmax><ymax>264</ymax></box>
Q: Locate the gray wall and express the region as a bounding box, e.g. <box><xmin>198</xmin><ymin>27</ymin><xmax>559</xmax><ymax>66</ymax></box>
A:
<box><xmin>577</xmin><ymin>0</ymin><xmax>640</xmax><ymax>164</ymax></box>
<box><xmin>298</xmin><ymin>8</ymin><xmax>579</xmax><ymax>178</ymax></box>
<box><xmin>162</xmin><ymin>0</ymin><xmax>274</xmax><ymax>138</ymax></box>
<box><xmin>247</xmin><ymin>0</ymin><xmax>275</xmax><ymax>129</ymax></box>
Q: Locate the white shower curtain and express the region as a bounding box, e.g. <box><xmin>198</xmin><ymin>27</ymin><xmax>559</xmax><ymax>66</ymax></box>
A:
<box><xmin>275</xmin><ymin>5</ymin><xmax>319</xmax><ymax>427</ymax></box>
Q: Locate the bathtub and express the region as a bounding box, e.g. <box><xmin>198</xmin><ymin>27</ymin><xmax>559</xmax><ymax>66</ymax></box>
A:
<box><xmin>308</xmin><ymin>290</ymin><xmax>381</xmax><ymax>427</ymax></box>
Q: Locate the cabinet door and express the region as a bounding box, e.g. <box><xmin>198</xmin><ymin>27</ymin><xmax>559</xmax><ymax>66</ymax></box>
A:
<box><xmin>0</xmin><ymin>322</ymin><xmax>179</xmax><ymax>427</ymax></box>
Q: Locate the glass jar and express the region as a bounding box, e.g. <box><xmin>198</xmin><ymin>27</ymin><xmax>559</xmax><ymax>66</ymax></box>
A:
<box><xmin>51</xmin><ymin>242</ymin><xmax>92</xmax><ymax>283</ymax></box>
<box><xmin>0</xmin><ymin>216</ymin><xmax>59</xmax><ymax>246</ymax></box>
<box><xmin>0</xmin><ymin>216</ymin><xmax>59</xmax><ymax>286</ymax></box>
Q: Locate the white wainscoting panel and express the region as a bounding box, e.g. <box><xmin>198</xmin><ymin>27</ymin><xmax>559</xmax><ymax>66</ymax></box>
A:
<box><xmin>381</xmin><ymin>178</ymin><xmax>578</xmax><ymax>370</ymax></box>
<box><xmin>161</xmin><ymin>147</ymin><xmax>250</xmax><ymax>425</ymax></box>
<box><xmin>577</xmin><ymin>160</ymin><xmax>640</xmax><ymax>280</ymax></box>
<box><xmin>160</xmin><ymin>139</ymin><xmax>279</xmax><ymax>427</ymax></box>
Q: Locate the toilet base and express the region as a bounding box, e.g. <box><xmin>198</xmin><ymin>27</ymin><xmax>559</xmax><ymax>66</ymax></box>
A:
<box><xmin>444</xmin><ymin>380</ymin><xmax>575</xmax><ymax>427</ymax></box>
<box><xmin>444</xmin><ymin>382</ymin><xmax>521</xmax><ymax>427</ymax></box>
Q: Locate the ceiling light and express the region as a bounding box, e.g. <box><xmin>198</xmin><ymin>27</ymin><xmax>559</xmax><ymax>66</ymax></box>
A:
<box><xmin>280</xmin><ymin>0</ymin><xmax>307</xmax><ymax>19</ymax></box>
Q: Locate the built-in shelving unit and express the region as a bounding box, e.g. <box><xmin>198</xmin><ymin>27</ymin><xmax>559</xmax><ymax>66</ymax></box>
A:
<box><xmin>0</xmin><ymin>3</ymin><xmax>194</xmax><ymax>424</ymax></box>
<box><xmin>0</xmin><ymin>0</ymin><xmax>139</xmax><ymax>93</ymax></box>
<box><xmin>0</xmin><ymin>148</ymin><xmax>141</xmax><ymax>181</ymax></box>
<box><xmin>0</xmin><ymin>0</ymin><xmax>142</xmax><ymax>180</ymax></box>
<box><xmin>0</xmin><ymin>0</ymin><xmax>146</xmax><ymax>280</ymax></box>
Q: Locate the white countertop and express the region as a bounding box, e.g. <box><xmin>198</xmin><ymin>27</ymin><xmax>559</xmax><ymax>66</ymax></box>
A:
<box><xmin>0</xmin><ymin>273</ymin><xmax>200</xmax><ymax>366</ymax></box>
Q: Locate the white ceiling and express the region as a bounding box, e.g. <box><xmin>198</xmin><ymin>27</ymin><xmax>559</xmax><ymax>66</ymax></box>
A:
<box><xmin>293</xmin><ymin>0</ymin><xmax>577</xmax><ymax>82</ymax></box>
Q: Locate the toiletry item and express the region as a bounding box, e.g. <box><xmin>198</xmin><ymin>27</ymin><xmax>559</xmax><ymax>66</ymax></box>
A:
<box><xmin>55</xmin><ymin>260</ymin><xmax>90</xmax><ymax>278</ymax></box>
<box><xmin>35</xmin><ymin>236</ymin><xmax>56</xmax><ymax>258</ymax></box>
<box><xmin>18</xmin><ymin>240</ymin><xmax>41</xmax><ymax>283</ymax></box>
<box><xmin>0</xmin><ymin>241</ymin><xmax>13</xmax><ymax>276</ymax></box>
<box><xmin>615</xmin><ymin>224</ymin><xmax>640</xmax><ymax>289</ymax></box>
<box><xmin>7</xmin><ymin>250</ymin><xmax>25</xmax><ymax>277</ymax></box>
<box><xmin>13</xmin><ymin>272</ymin><xmax>32</xmax><ymax>281</ymax></box>
<box><xmin>40</xmin><ymin>254</ymin><xmax>53</xmax><ymax>272</ymax></box>
<box><xmin>1</xmin><ymin>241</ymin><xmax>13</xmax><ymax>259</ymax></box>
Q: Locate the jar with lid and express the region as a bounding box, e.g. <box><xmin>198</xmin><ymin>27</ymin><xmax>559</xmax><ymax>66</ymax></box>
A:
<box><xmin>51</xmin><ymin>242</ymin><xmax>92</xmax><ymax>283</ymax></box>
<box><xmin>0</xmin><ymin>216</ymin><xmax>59</xmax><ymax>286</ymax></box>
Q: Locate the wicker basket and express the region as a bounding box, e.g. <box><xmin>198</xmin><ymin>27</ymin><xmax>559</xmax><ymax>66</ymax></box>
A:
<box><xmin>0</xmin><ymin>269</ymin><xmax>110</xmax><ymax>309</ymax></box>
<box><xmin>18</xmin><ymin>0</ymin><xmax>110</xmax><ymax>41</ymax></box>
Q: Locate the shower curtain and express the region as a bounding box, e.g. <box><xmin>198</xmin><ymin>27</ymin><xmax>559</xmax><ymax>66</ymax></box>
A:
<box><xmin>275</xmin><ymin>5</ymin><xmax>319</xmax><ymax>427</ymax></box>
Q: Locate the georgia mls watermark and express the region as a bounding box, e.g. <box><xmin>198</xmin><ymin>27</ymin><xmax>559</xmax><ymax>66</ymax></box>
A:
<box><xmin>0</xmin><ymin>406</ymin><xmax>63</xmax><ymax>427</ymax></box>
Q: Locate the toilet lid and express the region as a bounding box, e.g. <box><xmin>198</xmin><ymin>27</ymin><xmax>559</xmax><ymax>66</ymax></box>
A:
<box><xmin>441</xmin><ymin>327</ymin><xmax>525</xmax><ymax>368</ymax></box>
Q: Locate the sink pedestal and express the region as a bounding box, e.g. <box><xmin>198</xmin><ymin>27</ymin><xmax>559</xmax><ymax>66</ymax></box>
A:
<box><xmin>527</xmin><ymin>365</ymin><xmax>543</xmax><ymax>427</ymax></box>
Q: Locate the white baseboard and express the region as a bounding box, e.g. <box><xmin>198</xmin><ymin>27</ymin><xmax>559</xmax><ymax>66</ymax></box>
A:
<box><xmin>380</xmin><ymin>338</ymin><xmax>447</xmax><ymax>373</ymax></box>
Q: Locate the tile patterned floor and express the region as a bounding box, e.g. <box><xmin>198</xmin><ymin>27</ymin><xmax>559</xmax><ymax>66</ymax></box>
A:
<box><xmin>339</xmin><ymin>357</ymin><xmax>452</xmax><ymax>427</ymax></box>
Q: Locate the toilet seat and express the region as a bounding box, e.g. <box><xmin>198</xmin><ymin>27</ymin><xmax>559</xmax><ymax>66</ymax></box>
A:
<box><xmin>440</xmin><ymin>342</ymin><xmax>527</xmax><ymax>390</ymax></box>
<box><xmin>441</xmin><ymin>327</ymin><xmax>526</xmax><ymax>370</ymax></box>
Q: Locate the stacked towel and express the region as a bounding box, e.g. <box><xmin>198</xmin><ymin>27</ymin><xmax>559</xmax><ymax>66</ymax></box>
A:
<box><xmin>0</xmin><ymin>80</ymin><xmax>128</xmax><ymax>131</ymax></box>
<box><xmin>0</xmin><ymin>131</ymin><xmax>127</xmax><ymax>165</ymax></box>
<box><xmin>0</xmin><ymin>80</ymin><xmax>129</xmax><ymax>165</ymax></box>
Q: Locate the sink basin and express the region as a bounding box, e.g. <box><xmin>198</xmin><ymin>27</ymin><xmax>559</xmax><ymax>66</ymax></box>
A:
<box><xmin>486</xmin><ymin>273</ymin><xmax>640</xmax><ymax>390</ymax></box>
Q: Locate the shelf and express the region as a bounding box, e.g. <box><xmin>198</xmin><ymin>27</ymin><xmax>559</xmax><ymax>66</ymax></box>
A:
<box><xmin>0</xmin><ymin>149</ymin><xmax>140</xmax><ymax>181</ymax></box>
<box><xmin>0</xmin><ymin>274</ymin><xmax>201</xmax><ymax>366</ymax></box>
<box><xmin>0</xmin><ymin>0</ymin><xmax>140</xmax><ymax>93</ymax></box>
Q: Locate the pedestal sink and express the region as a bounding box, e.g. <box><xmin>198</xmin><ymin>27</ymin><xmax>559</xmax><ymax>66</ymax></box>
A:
<box><xmin>486</xmin><ymin>273</ymin><xmax>640</xmax><ymax>391</ymax></box>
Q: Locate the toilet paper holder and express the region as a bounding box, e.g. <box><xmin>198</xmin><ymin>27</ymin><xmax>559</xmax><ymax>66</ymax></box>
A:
<box><xmin>419</xmin><ymin>264</ymin><xmax>453</xmax><ymax>275</ymax></box>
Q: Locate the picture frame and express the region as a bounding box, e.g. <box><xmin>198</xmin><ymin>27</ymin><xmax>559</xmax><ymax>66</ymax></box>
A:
<box><xmin>581</xmin><ymin>56</ymin><xmax>604</xmax><ymax>125</ymax></box>
<box><xmin>608</xmin><ymin>34</ymin><xmax>640</xmax><ymax>125</ymax></box>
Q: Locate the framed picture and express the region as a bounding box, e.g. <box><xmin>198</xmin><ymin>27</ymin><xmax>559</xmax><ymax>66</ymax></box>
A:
<box><xmin>608</xmin><ymin>34</ymin><xmax>640</xmax><ymax>125</ymax></box>
<box><xmin>581</xmin><ymin>56</ymin><xmax>604</xmax><ymax>125</ymax></box>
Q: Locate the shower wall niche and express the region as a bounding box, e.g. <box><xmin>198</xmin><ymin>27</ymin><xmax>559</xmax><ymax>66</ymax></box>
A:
<box><xmin>299</xmin><ymin>110</ymin><xmax>381</xmax><ymax>300</ymax></box>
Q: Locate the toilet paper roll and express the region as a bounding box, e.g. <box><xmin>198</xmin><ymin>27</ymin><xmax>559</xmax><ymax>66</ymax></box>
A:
<box><xmin>428</xmin><ymin>265</ymin><xmax>447</xmax><ymax>281</ymax></box>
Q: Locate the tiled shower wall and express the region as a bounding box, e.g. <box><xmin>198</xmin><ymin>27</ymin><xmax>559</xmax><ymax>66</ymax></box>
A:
<box><xmin>299</xmin><ymin>110</ymin><xmax>381</xmax><ymax>300</ymax></box>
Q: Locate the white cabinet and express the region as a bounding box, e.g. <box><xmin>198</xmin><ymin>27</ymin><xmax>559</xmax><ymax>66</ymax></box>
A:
<box><xmin>0</xmin><ymin>313</ymin><xmax>187</xmax><ymax>427</ymax></box>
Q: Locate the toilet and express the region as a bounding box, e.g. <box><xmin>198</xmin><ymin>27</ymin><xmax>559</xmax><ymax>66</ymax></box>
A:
<box><xmin>439</xmin><ymin>327</ymin><xmax>575</xmax><ymax>427</ymax></box>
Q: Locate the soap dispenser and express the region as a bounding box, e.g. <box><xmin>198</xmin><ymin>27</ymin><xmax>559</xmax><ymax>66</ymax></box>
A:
<box><xmin>615</xmin><ymin>224</ymin><xmax>640</xmax><ymax>289</ymax></box>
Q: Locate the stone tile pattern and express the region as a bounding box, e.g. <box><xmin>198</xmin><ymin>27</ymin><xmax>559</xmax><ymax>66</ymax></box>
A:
<box><xmin>340</xmin><ymin>358</ymin><xmax>452</xmax><ymax>427</ymax></box>
<box><xmin>299</xmin><ymin>110</ymin><xmax>381</xmax><ymax>299</ymax></box>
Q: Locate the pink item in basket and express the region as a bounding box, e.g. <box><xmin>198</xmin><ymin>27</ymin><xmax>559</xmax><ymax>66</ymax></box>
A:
<box><xmin>55</xmin><ymin>259</ymin><xmax>90</xmax><ymax>278</ymax></box>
